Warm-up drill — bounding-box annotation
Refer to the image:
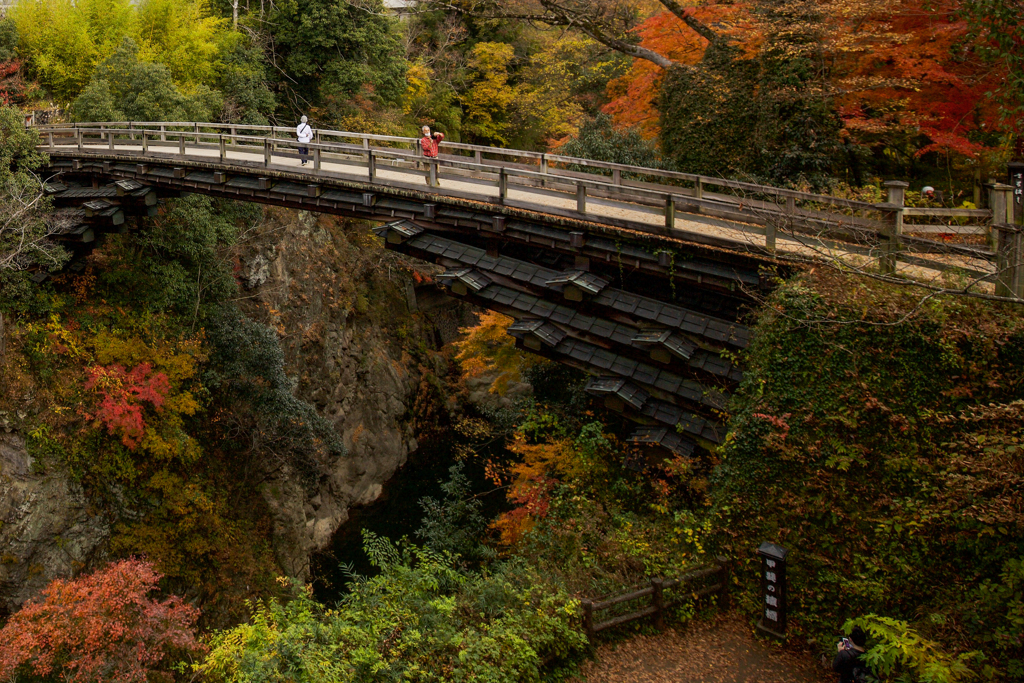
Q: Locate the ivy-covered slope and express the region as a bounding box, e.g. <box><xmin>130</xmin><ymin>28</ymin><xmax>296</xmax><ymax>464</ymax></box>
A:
<box><xmin>712</xmin><ymin>270</ymin><xmax>1024</xmax><ymax>676</ymax></box>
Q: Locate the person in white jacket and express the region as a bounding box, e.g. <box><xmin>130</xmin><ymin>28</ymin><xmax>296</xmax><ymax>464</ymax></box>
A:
<box><xmin>296</xmin><ymin>115</ymin><xmax>313</xmax><ymax>165</ymax></box>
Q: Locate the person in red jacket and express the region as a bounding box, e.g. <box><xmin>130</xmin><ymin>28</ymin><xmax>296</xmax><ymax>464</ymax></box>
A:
<box><xmin>420</xmin><ymin>125</ymin><xmax>444</xmax><ymax>187</ymax></box>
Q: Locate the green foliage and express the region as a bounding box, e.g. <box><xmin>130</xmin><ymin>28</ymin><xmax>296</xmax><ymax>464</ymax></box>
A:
<box><xmin>216</xmin><ymin>37</ymin><xmax>276</xmax><ymax>124</ymax></box>
<box><xmin>0</xmin><ymin>19</ymin><xmax>19</xmax><ymax>63</ymax></box>
<box><xmin>198</xmin><ymin>533</ymin><xmax>587</xmax><ymax>682</ymax></box>
<box><xmin>13</xmin><ymin>0</ymin><xmax>227</xmax><ymax>106</ymax></box>
<box><xmin>70</xmin><ymin>37</ymin><xmax>221</xmax><ymax>122</ymax></box>
<box><xmin>416</xmin><ymin>462</ymin><xmax>491</xmax><ymax>563</ymax></box>
<box><xmin>265</xmin><ymin>0</ymin><xmax>407</xmax><ymax>113</ymax></box>
<box><xmin>712</xmin><ymin>271</ymin><xmax>1024</xmax><ymax>677</ymax></box>
<box><xmin>659</xmin><ymin>26</ymin><xmax>843</xmax><ymax>188</ymax></box>
<box><xmin>203</xmin><ymin>308</ymin><xmax>344</xmax><ymax>488</ymax></box>
<box><xmin>559</xmin><ymin>113</ymin><xmax>669</xmax><ymax>174</ymax></box>
<box><xmin>0</xmin><ymin>106</ymin><xmax>66</xmax><ymax>274</ymax></box>
<box><xmin>845</xmin><ymin>615</ymin><xmax>982</xmax><ymax>683</ymax></box>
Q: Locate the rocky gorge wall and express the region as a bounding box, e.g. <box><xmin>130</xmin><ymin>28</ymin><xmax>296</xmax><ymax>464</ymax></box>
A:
<box><xmin>0</xmin><ymin>206</ymin><xmax>471</xmax><ymax>614</ymax></box>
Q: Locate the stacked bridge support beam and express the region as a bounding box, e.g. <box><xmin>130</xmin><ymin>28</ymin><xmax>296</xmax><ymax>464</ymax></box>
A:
<box><xmin>375</xmin><ymin>220</ymin><xmax>761</xmax><ymax>459</ymax></box>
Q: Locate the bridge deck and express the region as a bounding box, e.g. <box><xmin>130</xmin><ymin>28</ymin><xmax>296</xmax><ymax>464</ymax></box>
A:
<box><xmin>37</xmin><ymin>124</ymin><xmax>1004</xmax><ymax>293</ymax></box>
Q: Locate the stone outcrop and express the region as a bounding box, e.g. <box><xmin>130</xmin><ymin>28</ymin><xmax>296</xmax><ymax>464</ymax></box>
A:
<box><xmin>0</xmin><ymin>434</ymin><xmax>109</xmax><ymax>616</ymax></box>
<box><xmin>234</xmin><ymin>208</ymin><xmax>466</xmax><ymax>578</ymax></box>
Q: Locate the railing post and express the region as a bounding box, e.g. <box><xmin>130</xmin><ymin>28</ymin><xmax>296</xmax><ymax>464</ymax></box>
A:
<box><xmin>881</xmin><ymin>180</ymin><xmax>908</xmax><ymax>274</ymax></box>
<box><xmin>219</xmin><ymin>134</ymin><xmax>226</xmax><ymax>162</ymax></box>
<box><xmin>362</xmin><ymin>137</ymin><xmax>370</xmax><ymax>151</ymax></box>
<box><xmin>499</xmin><ymin>168</ymin><xmax>508</xmax><ymax>204</ymax></box>
<box><xmin>179</xmin><ymin>133</ymin><xmax>185</xmax><ymax>156</ymax></box>
<box><xmin>160</xmin><ymin>124</ymin><xmax>166</xmax><ymax>142</ymax></box>
<box><xmin>108</xmin><ymin>128</ymin><xmax>114</xmax><ymax>150</ymax></box>
<box><xmin>989</xmin><ymin>183</ymin><xmax>1012</xmax><ymax>250</ymax></box>
<box><xmin>47</xmin><ymin>131</ymin><xmax>53</xmax><ymax>148</ymax></box>
<box><xmin>577</xmin><ymin>183</ymin><xmax>587</xmax><ymax>213</ymax></box>
<box><xmin>77</xmin><ymin>129</ymin><xmax>82</xmax><ymax>151</ymax></box>
<box><xmin>313</xmin><ymin>146</ymin><xmax>321</xmax><ymax>172</ymax></box>
<box><xmin>193</xmin><ymin>121</ymin><xmax>200</xmax><ymax>144</ymax></box>
<box><xmin>368</xmin><ymin>150</ymin><xmax>376</xmax><ymax>182</ymax></box>
<box><xmin>582</xmin><ymin>599</ymin><xmax>595</xmax><ymax>645</ymax></box>
<box><xmin>665</xmin><ymin>195</ymin><xmax>675</xmax><ymax>231</ymax></box>
<box><xmin>475</xmin><ymin>150</ymin><xmax>482</xmax><ymax>166</ymax></box>
<box><xmin>429</xmin><ymin>160</ymin><xmax>438</xmax><ymax>187</ymax></box>
<box><xmin>264</xmin><ymin>138</ymin><xmax>271</xmax><ymax>167</ymax></box>
<box><xmin>613</xmin><ymin>168</ymin><xmax>622</xmax><ymax>186</ymax></box>
<box><xmin>991</xmin><ymin>183</ymin><xmax>1019</xmax><ymax>297</ymax></box>
<box><xmin>651</xmin><ymin>579</ymin><xmax>666</xmax><ymax>630</ymax></box>
<box><xmin>142</xmin><ymin>130</ymin><xmax>148</xmax><ymax>154</ymax></box>
<box><xmin>716</xmin><ymin>556</ymin><xmax>731</xmax><ymax>608</ymax></box>
<box><xmin>540</xmin><ymin>154</ymin><xmax>548</xmax><ymax>175</ymax></box>
<box><xmin>694</xmin><ymin>177</ymin><xmax>704</xmax><ymax>200</ymax></box>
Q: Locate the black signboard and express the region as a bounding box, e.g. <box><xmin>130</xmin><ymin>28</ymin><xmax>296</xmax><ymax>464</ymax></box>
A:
<box><xmin>1010</xmin><ymin>163</ymin><xmax>1024</xmax><ymax>225</ymax></box>
<box><xmin>756</xmin><ymin>541</ymin><xmax>789</xmax><ymax>638</ymax></box>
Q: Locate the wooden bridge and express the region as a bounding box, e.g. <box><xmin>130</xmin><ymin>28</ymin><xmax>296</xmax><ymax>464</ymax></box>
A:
<box><xmin>32</xmin><ymin>121</ymin><xmax>1024</xmax><ymax>459</ymax></box>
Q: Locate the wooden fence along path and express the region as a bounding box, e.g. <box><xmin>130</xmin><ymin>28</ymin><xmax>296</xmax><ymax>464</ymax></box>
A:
<box><xmin>581</xmin><ymin>557</ymin><xmax>730</xmax><ymax>641</ymax></box>
<box><xmin>34</xmin><ymin>121</ymin><xmax>1024</xmax><ymax>298</ymax></box>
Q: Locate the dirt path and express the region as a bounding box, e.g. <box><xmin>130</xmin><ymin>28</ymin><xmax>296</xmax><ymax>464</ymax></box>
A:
<box><xmin>576</xmin><ymin>614</ymin><xmax>833</xmax><ymax>683</ymax></box>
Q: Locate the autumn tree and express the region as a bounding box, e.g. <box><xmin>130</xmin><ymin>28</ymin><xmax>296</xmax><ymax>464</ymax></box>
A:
<box><xmin>0</xmin><ymin>106</ymin><xmax>68</xmax><ymax>275</ymax></box>
<box><xmin>0</xmin><ymin>559</ymin><xmax>203</xmax><ymax>683</ymax></box>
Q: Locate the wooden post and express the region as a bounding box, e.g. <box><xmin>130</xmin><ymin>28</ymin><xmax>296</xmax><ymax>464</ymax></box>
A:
<box><xmin>716</xmin><ymin>556</ymin><xmax>731</xmax><ymax>608</ymax></box>
<box><xmin>881</xmin><ymin>180</ymin><xmax>908</xmax><ymax>274</ymax></box>
<box><xmin>540</xmin><ymin>154</ymin><xmax>548</xmax><ymax>175</ymax></box>
<box><xmin>694</xmin><ymin>177</ymin><xmax>704</xmax><ymax>200</ymax></box>
<box><xmin>665</xmin><ymin>195</ymin><xmax>675</xmax><ymax>231</ymax></box>
<box><xmin>429</xmin><ymin>160</ymin><xmax>438</xmax><ymax>187</ymax></box>
<box><xmin>193</xmin><ymin>121</ymin><xmax>200</xmax><ymax>144</ymax></box>
<box><xmin>47</xmin><ymin>131</ymin><xmax>53</xmax><ymax>148</ymax></box>
<box><xmin>582</xmin><ymin>599</ymin><xmax>595</xmax><ymax>644</ymax></box>
<box><xmin>264</xmin><ymin>138</ymin><xmax>272</xmax><ymax>167</ymax></box>
<box><xmin>989</xmin><ymin>183</ymin><xmax>1012</xmax><ymax>251</ymax></box>
<box><xmin>108</xmin><ymin>129</ymin><xmax>115</xmax><ymax>150</ymax></box>
<box><xmin>160</xmin><ymin>124</ymin><xmax>166</xmax><ymax>142</ymax></box>
<box><xmin>475</xmin><ymin>150</ymin><xmax>483</xmax><ymax>166</ymax></box>
<box><xmin>651</xmin><ymin>579</ymin><xmax>666</xmax><ymax>630</ymax></box>
<box><xmin>368</xmin><ymin>150</ymin><xmax>376</xmax><ymax>182</ymax></box>
<box><xmin>77</xmin><ymin>129</ymin><xmax>82</xmax><ymax>151</ymax></box>
<box><xmin>577</xmin><ymin>183</ymin><xmax>587</xmax><ymax>213</ymax></box>
<box><xmin>613</xmin><ymin>168</ymin><xmax>622</xmax><ymax>186</ymax></box>
<box><xmin>362</xmin><ymin>137</ymin><xmax>370</xmax><ymax>151</ymax></box>
<box><xmin>142</xmin><ymin>131</ymin><xmax>148</xmax><ymax>154</ymax></box>
<box><xmin>313</xmin><ymin>146</ymin><xmax>321</xmax><ymax>172</ymax></box>
<box><xmin>178</xmin><ymin>133</ymin><xmax>185</xmax><ymax>156</ymax></box>
<box><xmin>991</xmin><ymin>183</ymin><xmax>1019</xmax><ymax>297</ymax></box>
<box><xmin>499</xmin><ymin>168</ymin><xmax>508</xmax><ymax>204</ymax></box>
<box><xmin>219</xmin><ymin>134</ymin><xmax>226</xmax><ymax>162</ymax></box>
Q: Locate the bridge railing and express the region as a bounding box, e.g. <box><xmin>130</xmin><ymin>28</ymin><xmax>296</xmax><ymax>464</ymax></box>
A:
<box><xmin>36</xmin><ymin>122</ymin><xmax>1022</xmax><ymax>296</ymax></box>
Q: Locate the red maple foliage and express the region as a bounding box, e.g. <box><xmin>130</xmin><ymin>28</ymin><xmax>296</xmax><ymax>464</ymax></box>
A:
<box><xmin>0</xmin><ymin>559</ymin><xmax>204</xmax><ymax>683</ymax></box>
<box><xmin>0</xmin><ymin>59</ymin><xmax>24</xmax><ymax>105</ymax></box>
<box><xmin>84</xmin><ymin>363</ymin><xmax>171</xmax><ymax>449</ymax></box>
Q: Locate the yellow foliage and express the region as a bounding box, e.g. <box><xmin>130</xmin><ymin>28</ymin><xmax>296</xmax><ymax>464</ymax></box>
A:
<box><xmin>453</xmin><ymin>311</ymin><xmax>545</xmax><ymax>396</ymax></box>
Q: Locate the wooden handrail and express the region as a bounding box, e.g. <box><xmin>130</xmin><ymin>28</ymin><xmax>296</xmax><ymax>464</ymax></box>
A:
<box><xmin>37</xmin><ymin>124</ymin><xmax>1011</xmax><ymax>283</ymax></box>
<box><xmin>581</xmin><ymin>558</ymin><xmax>730</xmax><ymax>640</ymax></box>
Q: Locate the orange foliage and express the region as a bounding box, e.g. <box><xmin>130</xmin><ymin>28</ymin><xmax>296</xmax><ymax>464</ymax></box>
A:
<box><xmin>603</xmin><ymin>5</ymin><xmax>758</xmax><ymax>138</ymax></box>
<box><xmin>489</xmin><ymin>432</ymin><xmax>577</xmax><ymax>546</ymax></box>
<box><xmin>604</xmin><ymin>0</ymin><xmax>1008</xmax><ymax>158</ymax></box>
<box><xmin>0</xmin><ymin>559</ymin><xmax>203</xmax><ymax>683</ymax></box>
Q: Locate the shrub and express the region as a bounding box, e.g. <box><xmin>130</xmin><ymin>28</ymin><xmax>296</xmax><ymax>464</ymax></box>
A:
<box><xmin>0</xmin><ymin>559</ymin><xmax>203</xmax><ymax>683</ymax></box>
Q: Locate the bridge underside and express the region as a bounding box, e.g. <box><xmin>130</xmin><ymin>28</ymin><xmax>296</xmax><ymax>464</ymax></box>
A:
<box><xmin>42</xmin><ymin>153</ymin><xmax>785</xmax><ymax>460</ymax></box>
